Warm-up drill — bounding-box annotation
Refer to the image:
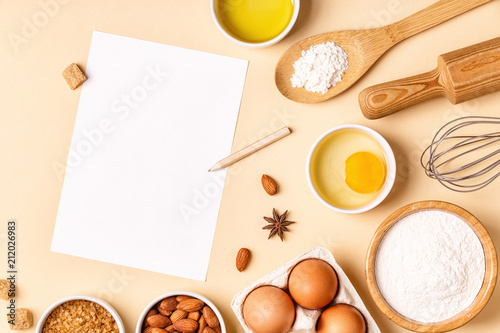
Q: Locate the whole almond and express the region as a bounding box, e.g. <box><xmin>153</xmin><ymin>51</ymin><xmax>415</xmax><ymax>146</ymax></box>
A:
<box><xmin>147</xmin><ymin>308</ymin><xmax>158</xmax><ymax>318</ymax></box>
<box><xmin>158</xmin><ymin>308</ymin><xmax>173</xmax><ymax>316</ymax></box>
<box><xmin>159</xmin><ymin>296</ymin><xmax>179</xmax><ymax>312</ymax></box>
<box><xmin>202</xmin><ymin>306</ymin><xmax>219</xmax><ymax>328</ymax></box>
<box><xmin>147</xmin><ymin>328</ymin><xmax>169</xmax><ymax>333</ymax></box>
<box><xmin>261</xmin><ymin>174</ymin><xmax>278</xmax><ymax>195</ymax></box>
<box><xmin>171</xmin><ymin>309</ymin><xmax>188</xmax><ymax>323</ymax></box>
<box><xmin>198</xmin><ymin>316</ymin><xmax>207</xmax><ymax>333</ymax></box>
<box><xmin>177</xmin><ymin>299</ymin><xmax>204</xmax><ymax>312</ymax></box>
<box><xmin>165</xmin><ymin>325</ymin><xmax>177</xmax><ymax>333</ymax></box>
<box><xmin>142</xmin><ymin>327</ymin><xmax>156</xmax><ymax>333</ymax></box>
<box><xmin>176</xmin><ymin>295</ymin><xmax>193</xmax><ymax>302</ymax></box>
<box><xmin>144</xmin><ymin>308</ymin><xmax>158</xmax><ymax>327</ymax></box>
<box><xmin>214</xmin><ymin>326</ymin><xmax>221</xmax><ymax>333</ymax></box>
<box><xmin>236</xmin><ymin>248</ymin><xmax>251</xmax><ymax>272</ymax></box>
<box><xmin>202</xmin><ymin>328</ymin><xmax>216</xmax><ymax>333</ymax></box>
<box><xmin>147</xmin><ymin>314</ymin><xmax>172</xmax><ymax>328</ymax></box>
<box><xmin>188</xmin><ymin>311</ymin><xmax>201</xmax><ymax>321</ymax></box>
<box><xmin>173</xmin><ymin>318</ymin><xmax>198</xmax><ymax>332</ymax></box>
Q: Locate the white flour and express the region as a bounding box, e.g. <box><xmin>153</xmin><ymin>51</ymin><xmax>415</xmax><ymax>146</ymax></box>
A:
<box><xmin>290</xmin><ymin>41</ymin><xmax>348</xmax><ymax>94</ymax></box>
<box><xmin>375</xmin><ymin>210</ymin><xmax>485</xmax><ymax>323</ymax></box>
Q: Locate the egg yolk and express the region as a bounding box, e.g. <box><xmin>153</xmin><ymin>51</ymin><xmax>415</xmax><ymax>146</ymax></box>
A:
<box><xmin>344</xmin><ymin>152</ymin><xmax>385</xmax><ymax>194</ymax></box>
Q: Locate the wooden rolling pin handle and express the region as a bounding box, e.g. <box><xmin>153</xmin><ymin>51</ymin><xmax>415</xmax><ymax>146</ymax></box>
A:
<box><xmin>359</xmin><ymin>69</ymin><xmax>447</xmax><ymax>120</ymax></box>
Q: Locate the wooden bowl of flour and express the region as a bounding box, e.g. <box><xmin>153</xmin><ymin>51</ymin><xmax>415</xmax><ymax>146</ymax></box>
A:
<box><xmin>366</xmin><ymin>200</ymin><xmax>497</xmax><ymax>332</ymax></box>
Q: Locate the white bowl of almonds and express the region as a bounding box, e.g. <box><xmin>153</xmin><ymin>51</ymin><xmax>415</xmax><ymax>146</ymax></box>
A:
<box><xmin>137</xmin><ymin>291</ymin><xmax>226</xmax><ymax>333</ymax></box>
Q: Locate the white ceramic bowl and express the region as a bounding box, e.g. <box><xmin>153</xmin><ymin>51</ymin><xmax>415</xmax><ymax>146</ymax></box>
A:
<box><xmin>306</xmin><ymin>124</ymin><xmax>396</xmax><ymax>214</ymax></box>
<box><xmin>210</xmin><ymin>0</ymin><xmax>300</xmax><ymax>48</ymax></box>
<box><xmin>36</xmin><ymin>295</ymin><xmax>125</xmax><ymax>333</ymax></box>
<box><xmin>136</xmin><ymin>291</ymin><xmax>226</xmax><ymax>333</ymax></box>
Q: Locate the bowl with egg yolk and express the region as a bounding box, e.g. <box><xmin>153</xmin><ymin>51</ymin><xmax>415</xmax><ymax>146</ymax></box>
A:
<box><xmin>306</xmin><ymin>124</ymin><xmax>396</xmax><ymax>214</ymax></box>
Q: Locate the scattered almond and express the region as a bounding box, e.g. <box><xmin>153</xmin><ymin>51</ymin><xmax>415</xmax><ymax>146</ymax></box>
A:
<box><xmin>173</xmin><ymin>318</ymin><xmax>198</xmax><ymax>332</ymax></box>
<box><xmin>261</xmin><ymin>174</ymin><xmax>278</xmax><ymax>195</ymax></box>
<box><xmin>177</xmin><ymin>298</ymin><xmax>204</xmax><ymax>312</ymax></box>
<box><xmin>202</xmin><ymin>306</ymin><xmax>219</xmax><ymax>328</ymax></box>
<box><xmin>236</xmin><ymin>248</ymin><xmax>251</xmax><ymax>272</ymax></box>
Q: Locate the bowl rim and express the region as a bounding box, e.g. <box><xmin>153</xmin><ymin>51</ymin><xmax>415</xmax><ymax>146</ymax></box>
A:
<box><xmin>306</xmin><ymin>124</ymin><xmax>396</xmax><ymax>214</ymax></box>
<box><xmin>210</xmin><ymin>0</ymin><xmax>301</xmax><ymax>48</ymax></box>
<box><xmin>365</xmin><ymin>200</ymin><xmax>498</xmax><ymax>332</ymax></box>
<box><xmin>135</xmin><ymin>291</ymin><xmax>226</xmax><ymax>333</ymax></box>
<box><xmin>35</xmin><ymin>295</ymin><xmax>125</xmax><ymax>333</ymax></box>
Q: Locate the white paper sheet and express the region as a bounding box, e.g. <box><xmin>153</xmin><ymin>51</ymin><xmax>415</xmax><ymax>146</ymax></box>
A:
<box><xmin>51</xmin><ymin>31</ymin><xmax>248</xmax><ymax>281</ymax></box>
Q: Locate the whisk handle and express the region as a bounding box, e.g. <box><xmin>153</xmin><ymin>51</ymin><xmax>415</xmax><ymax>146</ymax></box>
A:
<box><xmin>359</xmin><ymin>69</ymin><xmax>446</xmax><ymax>120</ymax></box>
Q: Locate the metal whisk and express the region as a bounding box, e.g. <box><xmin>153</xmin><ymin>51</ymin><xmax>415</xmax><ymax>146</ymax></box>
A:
<box><xmin>421</xmin><ymin>116</ymin><xmax>500</xmax><ymax>192</ymax></box>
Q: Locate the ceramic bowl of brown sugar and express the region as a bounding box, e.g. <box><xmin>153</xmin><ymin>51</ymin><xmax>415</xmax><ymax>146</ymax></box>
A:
<box><xmin>36</xmin><ymin>295</ymin><xmax>124</xmax><ymax>333</ymax></box>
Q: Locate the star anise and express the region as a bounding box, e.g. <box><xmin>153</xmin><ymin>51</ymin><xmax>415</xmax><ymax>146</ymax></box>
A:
<box><xmin>263</xmin><ymin>208</ymin><xmax>295</xmax><ymax>241</ymax></box>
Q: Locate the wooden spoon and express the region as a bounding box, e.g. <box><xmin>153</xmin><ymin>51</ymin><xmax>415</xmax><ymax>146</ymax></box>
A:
<box><xmin>275</xmin><ymin>0</ymin><xmax>494</xmax><ymax>103</ymax></box>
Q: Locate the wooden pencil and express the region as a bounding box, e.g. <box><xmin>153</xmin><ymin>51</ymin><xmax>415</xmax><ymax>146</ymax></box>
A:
<box><xmin>209</xmin><ymin>127</ymin><xmax>291</xmax><ymax>171</ymax></box>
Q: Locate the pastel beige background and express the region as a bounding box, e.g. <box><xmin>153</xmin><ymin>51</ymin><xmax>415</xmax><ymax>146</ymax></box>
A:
<box><xmin>1</xmin><ymin>0</ymin><xmax>499</xmax><ymax>332</ymax></box>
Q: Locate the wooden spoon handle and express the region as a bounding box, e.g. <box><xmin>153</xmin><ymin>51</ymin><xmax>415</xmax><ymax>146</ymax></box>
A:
<box><xmin>390</xmin><ymin>0</ymin><xmax>493</xmax><ymax>43</ymax></box>
<box><xmin>359</xmin><ymin>69</ymin><xmax>446</xmax><ymax>119</ymax></box>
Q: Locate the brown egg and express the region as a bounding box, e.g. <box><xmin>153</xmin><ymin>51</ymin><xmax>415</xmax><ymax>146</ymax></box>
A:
<box><xmin>242</xmin><ymin>285</ymin><xmax>295</xmax><ymax>333</ymax></box>
<box><xmin>316</xmin><ymin>304</ymin><xmax>367</xmax><ymax>333</ymax></box>
<box><xmin>288</xmin><ymin>259</ymin><xmax>338</xmax><ymax>309</ymax></box>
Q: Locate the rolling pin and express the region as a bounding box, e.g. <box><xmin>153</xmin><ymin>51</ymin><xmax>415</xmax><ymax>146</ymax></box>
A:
<box><xmin>359</xmin><ymin>36</ymin><xmax>500</xmax><ymax>119</ymax></box>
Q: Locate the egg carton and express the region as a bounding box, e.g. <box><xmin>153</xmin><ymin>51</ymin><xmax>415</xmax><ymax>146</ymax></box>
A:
<box><xmin>231</xmin><ymin>246</ymin><xmax>380</xmax><ymax>333</ymax></box>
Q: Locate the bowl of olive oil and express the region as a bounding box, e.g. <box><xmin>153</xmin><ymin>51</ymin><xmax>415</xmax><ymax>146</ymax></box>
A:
<box><xmin>306</xmin><ymin>125</ymin><xmax>396</xmax><ymax>214</ymax></box>
<box><xmin>211</xmin><ymin>0</ymin><xmax>300</xmax><ymax>47</ymax></box>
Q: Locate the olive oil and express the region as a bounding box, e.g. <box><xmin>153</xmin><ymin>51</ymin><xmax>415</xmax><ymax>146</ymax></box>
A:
<box><xmin>216</xmin><ymin>0</ymin><xmax>294</xmax><ymax>43</ymax></box>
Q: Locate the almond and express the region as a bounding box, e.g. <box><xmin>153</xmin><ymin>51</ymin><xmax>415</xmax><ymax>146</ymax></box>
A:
<box><xmin>165</xmin><ymin>325</ymin><xmax>177</xmax><ymax>333</ymax></box>
<box><xmin>188</xmin><ymin>311</ymin><xmax>201</xmax><ymax>321</ymax></box>
<box><xmin>171</xmin><ymin>309</ymin><xmax>188</xmax><ymax>323</ymax></box>
<box><xmin>147</xmin><ymin>308</ymin><xmax>158</xmax><ymax>318</ymax></box>
<box><xmin>147</xmin><ymin>314</ymin><xmax>172</xmax><ymax>328</ymax></box>
<box><xmin>159</xmin><ymin>296</ymin><xmax>179</xmax><ymax>312</ymax></box>
<box><xmin>144</xmin><ymin>308</ymin><xmax>158</xmax><ymax>327</ymax></box>
<box><xmin>176</xmin><ymin>295</ymin><xmax>193</xmax><ymax>302</ymax></box>
<box><xmin>198</xmin><ymin>315</ymin><xmax>207</xmax><ymax>333</ymax></box>
<box><xmin>202</xmin><ymin>327</ymin><xmax>216</xmax><ymax>333</ymax></box>
<box><xmin>202</xmin><ymin>306</ymin><xmax>219</xmax><ymax>328</ymax></box>
<box><xmin>177</xmin><ymin>299</ymin><xmax>204</xmax><ymax>312</ymax></box>
<box><xmin>214</xmin><ymin>326</ymin><xmax>222</xmax><ymax>333</ymax></box>
<box><xmin>147</xmin><ymin>328</ymin><xmax>169</xmax><ymax>333</ymax></box>
<box><xmin>142</xmin><ymin>327</ymin><xmax>156</xmax><ymax>333</ymax></box>
<box><xmin>173</xmin><ymin>318</ymin><xmax>198</xmax><ymax>332</ymax></box>
<box><xmin>261</xmin><ymin>174</ymin><xmax>278</xmax><ymax>195</ymax></box>
<box><xmin>158</xmin><ymin>308</ymin><xmax>173</xmax><ymax>316</ymax></box>
<box><xmin>236</xmin><ymin>248</ymin><xmax>251</xmax><ymax>272</ymax></box>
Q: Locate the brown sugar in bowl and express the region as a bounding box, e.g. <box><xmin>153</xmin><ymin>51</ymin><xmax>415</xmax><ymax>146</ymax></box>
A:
<box><xmin>36</xmin><ymin>295</ymin><xmax>124</xmax><ymax>333</ymax></box>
